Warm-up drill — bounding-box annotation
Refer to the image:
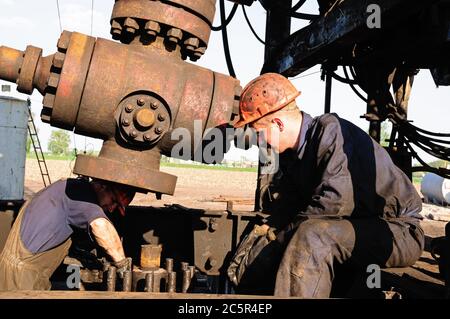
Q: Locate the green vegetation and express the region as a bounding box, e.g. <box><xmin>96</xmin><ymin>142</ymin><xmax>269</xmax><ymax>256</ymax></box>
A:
<box><xmin>48</xmin><ymin>130</ymin><xmax>71</xmax><ymax>156</ymax></box>
<box><xmin>412</xmin><ymin>172</ymin><xmax>424</xmax><ymax>185</ymax></box>
<box><xmin>160</xmin><ymin>162</ymin><xmax>257</xmax><ymax>172</ymax></box>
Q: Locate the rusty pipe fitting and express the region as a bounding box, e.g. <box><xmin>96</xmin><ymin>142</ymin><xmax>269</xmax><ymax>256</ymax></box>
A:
<box><xmin>0</xmin><ymin>46</ymin><xmax>23</xmax><ymax>83</ymax></box>
<box><xmin>122</xmin><ymin>271</ymin><xmax>132</xmax><ymax>292</ymax></box>
<box><xmin>145</xmin><ymin>272</ymin><xmax>154</xmax><ymax>292</ymax></box>
<box><xmin>106</xmin><ymin>266</ymin><xmax>117</xmax><ymax>291</ymax></box>
<box><xmin>0</xmin><ymin>45</ymin><xmax>53</xmax><ymax>95</ymax></box>
<box><xmin>182</xmin><ymin>269</ymin><xmax>191</xmax><ymax>293</ymax></box>
<box><xmin>165</xmin><ymin>258</ymin><xmax>174</xmax><ymax>273</ymax></box>
<box><xmin>140</xmin><ymin>244</ymin><xmax>162</xmax><ymax>270</ymax></box>
<box><xmin>167</xmin><ymin>271</ymin><xmax>176</xmax><ymax>293</ymax></box>
<box><xmin>1</xmin><ymin>29</ymin><xmax>241</xmax><ymax>196</ymax></box>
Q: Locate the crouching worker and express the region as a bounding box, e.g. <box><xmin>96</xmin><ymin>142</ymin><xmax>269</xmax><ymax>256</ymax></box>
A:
<box><xmin>0</xmin><ymin>177</ymin><xmax>136</xmax><ymax>290</ymax></box>
<box><xmin>228</xmin><ymin>73</ymin><xmax>425</xmax><ymax>298</ymax></box>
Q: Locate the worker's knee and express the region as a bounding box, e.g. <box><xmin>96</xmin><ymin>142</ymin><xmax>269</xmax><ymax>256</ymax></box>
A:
<box><xmin>293</xmin><ymin>218</ymin><xmax>352</xmax><ymax>250</ymax></box>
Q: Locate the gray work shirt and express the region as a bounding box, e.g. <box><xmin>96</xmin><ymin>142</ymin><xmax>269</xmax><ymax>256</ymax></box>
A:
<box><xmin>20</xmin><ymin>178</ymin><xmax>107</xmax><ymax>253</ymax></box>
<box><xmin>266</xmin><ymin>112</ymin><xmax>423</xmax><ymax>224</ymax></box>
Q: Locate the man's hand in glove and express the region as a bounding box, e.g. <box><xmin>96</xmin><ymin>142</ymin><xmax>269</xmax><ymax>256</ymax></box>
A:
<box><xmin>253</xmin><ymin>224</ymin><xmax>277</xmax><ymax>242</ymax></box>
<box><xmin>227</xmin><ymin>224</ymin><xmax>277</xmax><ymax>286</ymax></box>
<box><xmin>113</xmin><ymin>257</ymin><xmax>132</xmax><ymax>278</ymax></box>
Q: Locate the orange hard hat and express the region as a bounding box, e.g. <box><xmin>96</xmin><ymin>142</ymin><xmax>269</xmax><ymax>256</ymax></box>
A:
<box><xmin>234</xmin><ymin>73</ymin><xmax>300</xmax><ymax>128</ymax></box>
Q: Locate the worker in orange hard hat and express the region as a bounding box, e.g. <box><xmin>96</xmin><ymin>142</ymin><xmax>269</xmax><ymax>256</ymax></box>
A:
<box><xmin>228</xmin><ymin>73</ymin><xmax>424</xmax><ymax>298</ymax></box>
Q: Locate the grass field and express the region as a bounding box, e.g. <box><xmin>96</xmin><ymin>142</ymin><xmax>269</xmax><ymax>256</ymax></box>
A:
<box><xmin>26</xmin><ymin>152</ymin><xmax>258</xmax><ymax>172</ymax></box>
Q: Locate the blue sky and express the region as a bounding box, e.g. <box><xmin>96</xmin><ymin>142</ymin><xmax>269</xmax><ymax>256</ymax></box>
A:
<box><xmin>1</xmin><ymin>0</ymin><xmax>449</xmax><ymax>162</ymax></box>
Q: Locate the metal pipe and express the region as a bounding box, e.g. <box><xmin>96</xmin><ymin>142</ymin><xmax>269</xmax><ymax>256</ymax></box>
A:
<box><xmin>122</xmin><ymin>271</ymin><xmax>132</xmax><ymax>292</ymax></box>
<box><xmin>145</xmin><ymin>272</ymin><xmax>154</xmax><ymax>292</ymax></box>
<box><xmin>0</xmin><ymin>46</ymin><xmax>23</xmax><ymax>83</ymax></box>
<box><xmin>167</xmin><ymin>271</ymin><xmax>176</xmax><ymax>293</ymax></box>
<box><xmin>182</xmin><ymin>269</ymin><xmax>191</xmax><ymax>293</ymax></box>
<box><xmin>106</xmin><ymin>266</ymin><xmax>117</xmax><ymax>291</ymax></box>
<box><xmin>165</xmin><ymin>258</ymin><xmax>173</xmax><ymax>273</ymax></box>
<box><xmin>188</xmin><ymin>266</ymin><xmax>195</xmax><ymax>279</ymax></box>
<box><xmin>324</xmin><ymin>70</ymin><xmax>332</xmax><ymax>114</ymax></box>
<box><xmin>180</xmin><ymin>261</ymin><xmax>189</xmax><ymax>272</ymax></box>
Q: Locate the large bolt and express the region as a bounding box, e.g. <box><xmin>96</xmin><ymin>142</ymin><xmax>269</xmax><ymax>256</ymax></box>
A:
<box><xmin>123</xmin><ymin>18</ymin><xmax>139</xmax><ymax>35</ymax></box>
<box><xmin>155</xmin><ymin>127</ymin><xmax>163</xmax><ymax>135</ymax></box>
<box><xmin>180</xmin><ymin>262</ymin><xmax>189</xmax><ymax>272</ymax></box>
<box><xmin>137</xmin><ymin>98</ymin><xmax>145</xmax><ymax>106</ymax></box>
<box><xmin>145</xmin><ymin>272</ymin><xmax>154</xmax><ymax>292</ymax></box>
<box><xmin>52</xmin><ymin>52</ymin><xmax>65</xmax><ymax>69</ymax></box>
<box><xmin>130</xmin><ymin>130</ymin><xmax>138</xmax><ymax>138</ymax></box>
<box><xmin>143</xmin><ymin>134</ymin><xmax>152</xmax><ymax>142</ymax></box>
<box><xmin>150</xmin><ymin>102</ymin><xmax>158</xmax><ymax>110</ymax></box>
<box><xmin>122</xmin><ymin>118</ymin><xmax>130</xmax><ymax>126</ymax></box>
<box><xmin>47</xmin><ymin>73</ymin><xmax>60</xmax><ymax>89</ymax></box>
<box><xmin>184</xmin><ymin>38</ymin><xmax>200</xmax><ymax>52</ymax></box>
<box><xmin>106</xmin><ymin>266</ymin><xmax>117</xmax><ymax>292</ymax></box>
<box><xmin>135</xmin><ymin>109</ymin><xmax>155</xmax><ymax>129</ymax></box>
<box><xmin>167</xmin><ymin>272</ymin><xmax>176</xmax><ymax>293</ymax></box>
<box><xmin>111</xmin><ymin>20</ymin><xmax>123</xmax><ymax>39</ymax></box>
<box><xmin>122</xmin><ymin>271</ymin><xmax>132</xmax><ymax>292</ymax></box>
<box><xmin>188</xmin><ymin>266</ymin><xmax>195</xmax><ymax>279</ymax></box>
<box><xmin>145</xmin><ymin>21</ymin><xmax>160</xmax><ymax>37</ymax></box>
<box><xmin>43</xmin><ymin>93</ymin><xmax>55</xmax><ymax>109</ymax></box>
<box><xmin>41</xmin><ymin>108</ymin><xmax>52</xmax><ymax>123</ymax></box>
<box><xmin>194</xmin><ymin>47</ymin><xmax>206</xmax><ymax>59</ymax></box>
<box><xmin>125</xmin><ymin>104</ymin><xmax>134</xmax><ymax>113</ymax></box>
<box><xmin>157</xmin><ymin>114</ymin><xmax>166</xmax><ymax>121</ymax></box>
<box><xmin>57</xmin><ymin>31</ymin><xmax>71</xmax><ymax>52</ymax></box>
<box><xmin>182</xmin><ymin>269</ymin><xmax>191</xmax><ymax>293</ymax></box>
<box><xmin>165</xmin><ymin>258</ymin><xmax>173</xmax><ymax>273</ymax></box>
<box><xmin>167</xmin><ymin>28</ymin><xmax>183</xmax><ymax>44</ymax></box>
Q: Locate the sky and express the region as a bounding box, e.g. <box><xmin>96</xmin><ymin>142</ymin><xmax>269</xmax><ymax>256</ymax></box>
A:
<box><xmin>1</xmin><ymin>0</ymin><xmax>449</xmax><ymax>163</ymax></box>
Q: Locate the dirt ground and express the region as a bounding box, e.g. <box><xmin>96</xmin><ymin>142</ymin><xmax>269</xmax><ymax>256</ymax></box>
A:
<box><xmin>24</xmin><ymin>159</ymin><xmax>257</xmax><ymax>211</ymax></box>
<box><xmin>25</xmin><ymin>158</ymin><xmax>450</xmax><ymax>223</ymax></box>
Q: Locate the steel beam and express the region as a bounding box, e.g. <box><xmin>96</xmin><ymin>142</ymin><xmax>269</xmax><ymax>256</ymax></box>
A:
<box><xmin>262</xmin><ymin>0</ymin><xmax>431</xmax><ymax>76</ymax></box>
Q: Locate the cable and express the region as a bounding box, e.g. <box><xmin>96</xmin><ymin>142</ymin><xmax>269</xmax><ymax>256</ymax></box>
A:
<box><xmin>330</xmin><ymin>68</ymin><xmax>357</xmax><ymax>84</ymax></box>
<box><xmin>343</xmin><ymin>66</ymin><xmax>368</xmax><ymax>102</ymax></box>
<box><xmin>242</xmin><ymin>5</ymin><xmax>266</xmax><ymax>45</ymax></box>
<box><xmin>290</xmin><ymin>70</ymin><xmax>321</xmax><ymax>80</ymax></box>
<box><xmin>219</xmin><ymin>0</ymin><xmax>236</xmax><ymax>78</ymax></box>
<box><xmin>211</xmin><ymin>3</ymin><xmax>238</xmax><ymax>31</ymax></box>
<box><xmin>56</xmin><ymin>0</ymin><xmax>63</xmax><ymax>33</ymax></box>
<box><xmin>292</xmin><ymin>0</ymin><xmax>307</xmax><ymax>12</ymax></box>
<box><xmin>291</xmin><ymin>12</ymin><xmax>319</xmax><ymax>20</ymax></box>
<box><xmin>90</xmin><ymin>0</ymin><xmax>94</xmax><ymax>36</ymax></box>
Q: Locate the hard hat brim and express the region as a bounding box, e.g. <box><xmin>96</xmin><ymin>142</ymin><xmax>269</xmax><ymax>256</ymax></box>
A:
<box><xmin>233</xmin><ymin>91</ymin><xmax>300</xmax><ymax>128</ymax></box>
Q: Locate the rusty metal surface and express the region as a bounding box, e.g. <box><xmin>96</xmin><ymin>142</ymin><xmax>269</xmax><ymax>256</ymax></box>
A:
<box><xmin>49</xmin><ymin>32</ymin><xmax>96</xmax><ymax>130</ymax></box>
<box><xmin>111</xmin><ymin>0</ymin><xmax>212</xmax><ymax>50</ymax></box>
<box><xmin>0</xmin><ymin>1</ymin><xmax>240</xmax><ymax>194</ymax></box>
<box><xmin>140</xmin><ymin>244</ymin><xmax>162</xmax><ymax>270</ymax></box>
<box><xmin>16</xmin><ymin>46</ymin><xmax>42</xmax><ymax>95</ymax></box>
<box><xmin>73</xmin><ymin>154</ymin><xmax>177</xmax><ymax>195</ymax></box>
<box><xmin>119</xmin><ymin>205</ymin><xmax>263</xmax><ymax>277</ymax></box>
<box><xmin>262</xmin><ymin>0</ymin><xmax>426</xmax><ymax>76</ymax></box>
<box><xmin>0</xmin><ymin>46</ymin><xmax>23</xmax><ymax>83</ymax></box>
<box><xmin>169</xmin><ymin>0</ymin><xmax>216</xmax><ymax>23</ymax></box>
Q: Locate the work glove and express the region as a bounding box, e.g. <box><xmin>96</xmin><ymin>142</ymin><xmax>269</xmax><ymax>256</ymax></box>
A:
<box><xmin>227</xmin><ymin>224</ymin><xmax>277</xmax><ymax>286</ymax></box>
<box><xmin>112</xmin><ymin>257</ymin><xmax>132</xmax><ymax>278</ymax></box>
